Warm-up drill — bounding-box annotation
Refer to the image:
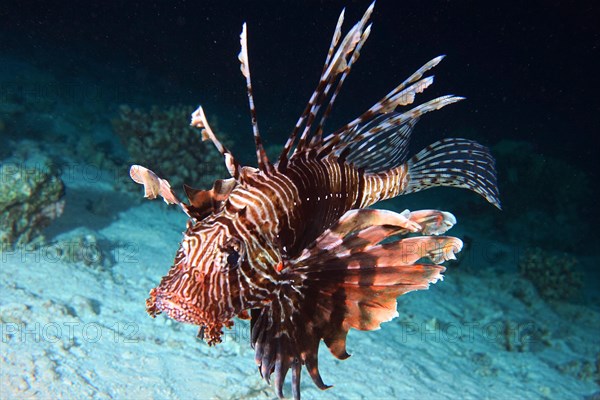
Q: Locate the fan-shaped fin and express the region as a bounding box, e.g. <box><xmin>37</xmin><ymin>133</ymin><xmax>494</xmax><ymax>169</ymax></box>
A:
<box><xmin>406</xmin><ymin>138</ymin><xmax>502</xmax><ymax>209</ymax></box>
<box><xmin>250</xmin><ymin>208</ymin><xmax>460</xmax><ymax>399</ymax></box>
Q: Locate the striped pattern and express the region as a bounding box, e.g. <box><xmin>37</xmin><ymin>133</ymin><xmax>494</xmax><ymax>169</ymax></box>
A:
<box><xmin>406</xmin><ymin>138</ymin><xmax>501</xmax><ymax>208</ymax></box>
<box><xmin>251</xmin><ymin>208</ymin><xmax>461</xmax><ymax>397</ymax></box>
<box><xmin>278</xmin><ymin>3</ymin><xmax>374</xmax><ymax>170</ymax></box>
<box><xmin>132</xmin><ymin>3</ymin><xmax>502</xmax><ymax>400</ymax></box>
<box><xmin>238</xmin><ymin>23</ymin><xmax>272</xmax><ymax>173</ymax></box>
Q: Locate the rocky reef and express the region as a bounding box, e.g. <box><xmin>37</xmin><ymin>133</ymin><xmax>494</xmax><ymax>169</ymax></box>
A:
<box><xmin>0</xmin><ymin>153</ymin><xmax>65</xmax><ymax>249</ymax></box>
<box><xmin>519</xmin><ymin>247</ymin><xmax>583</xmax><ymax>302</ymax></box>
<box><xmin>112</xmin><ymin>105</ymin><xmax>230</xmax><ymax>194</ymax></box>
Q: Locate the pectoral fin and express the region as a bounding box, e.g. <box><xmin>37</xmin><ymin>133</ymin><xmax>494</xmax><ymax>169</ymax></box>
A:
<box><xmin>251</xmin><ymin>208</ymin><xmax>461</xmax><ymax>399</ymax></box>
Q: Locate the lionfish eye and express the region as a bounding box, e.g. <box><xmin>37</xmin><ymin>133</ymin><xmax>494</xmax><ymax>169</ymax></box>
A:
<box><xmin>226</xmin><ymin>250</ymin><xmax>240</xmax><ymax>266</ymax></box>
<box><xmin>221</xmin><ymin>237</ymin><xmax>242</xmax><ymax>270</ymax></box>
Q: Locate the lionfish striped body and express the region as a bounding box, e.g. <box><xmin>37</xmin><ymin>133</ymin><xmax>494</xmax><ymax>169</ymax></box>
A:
<box><xmin>130</xmin><ymin>4</ymin><xmax>500</xmax><ymax>399</ymax></box>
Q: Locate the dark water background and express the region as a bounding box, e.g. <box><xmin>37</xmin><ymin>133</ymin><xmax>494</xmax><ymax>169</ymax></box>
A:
<box><xmin>1</xmin><ymin>1</ymin><xmax>599</xmax><ymax>287</ymax></box>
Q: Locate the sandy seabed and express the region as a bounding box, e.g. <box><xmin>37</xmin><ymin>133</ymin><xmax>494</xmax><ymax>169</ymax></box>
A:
<box><xmin>1</xmin><ymin>164</ymin><xmax>599</xmax><ymax>400</ymax></box>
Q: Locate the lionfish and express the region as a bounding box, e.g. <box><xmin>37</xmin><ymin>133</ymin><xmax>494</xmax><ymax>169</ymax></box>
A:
<box><xmin>130</xmin><ymin>3</ymin><xmax>500</xmax><ymax>399</ymax></box>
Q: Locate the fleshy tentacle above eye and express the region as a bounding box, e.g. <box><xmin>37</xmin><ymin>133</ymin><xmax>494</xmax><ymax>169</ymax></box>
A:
<box><xmin>251</xmin><ymin>208</ymin><xmax>461</xmax><ymax>399</ymax></box>
<box><xmin>129</xmin><ymin>165</ymin><xmax>238</xmax><ymax>220</ymax></box>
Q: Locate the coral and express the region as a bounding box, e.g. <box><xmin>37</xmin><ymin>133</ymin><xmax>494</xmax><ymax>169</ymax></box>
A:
<box><xmin>112</xmin><ymin>105</ymin><xmax>230</xmax><ymax>193</ymax></box>
<box><xmin>70</xmin><ymin>134</ymin><xmax>121</xmax><ymax>173</ymax></box>
<box><xmin>502</xmin><ymin>318</ymin><xmax>551</xmax><ymax>352</ymax></box>
<box><xmin>555</xmin><ymin>354</ymin><xmax>600</xmax><ymax>383</ymax></box>
<box><xmin>518</xmin><ymin>247</ymin><xmax>583</xmax><ymax>302</ymax></box>
<box><xmin>0</xmin><ymin>153</ymin><xmax>65</xmax><ymax>249</ymax></box>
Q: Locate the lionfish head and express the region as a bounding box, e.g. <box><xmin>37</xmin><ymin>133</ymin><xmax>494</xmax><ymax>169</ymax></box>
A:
<box><xmin>146</xmin><ymin>220</ymin><xmax>246</xmax><ymax>344</ymax></box>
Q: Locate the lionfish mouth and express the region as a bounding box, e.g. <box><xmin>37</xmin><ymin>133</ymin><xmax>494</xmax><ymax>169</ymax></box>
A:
<box><xmin>146</xmin><ymin>288</ymin><xmax>204</xmax><ymax>325</ymax></box>
<box><xmin>146</xmin><ymin>287</ymin><xmax>233</xmax><ymax>345</ymax></box>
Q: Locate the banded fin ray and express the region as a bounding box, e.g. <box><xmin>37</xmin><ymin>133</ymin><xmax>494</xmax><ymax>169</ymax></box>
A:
<box><xmin>278</xmin><ymin>3</ymin><xmax>375</xmax><ymax>169</ymax></box>
<box><xmin>239</xmin><ymin>23</ymin><xmax>272</xmax><ymax>173</ymax></box>
<box><xmin>277</xmin><ymin>9</ymin><xmax>346</xmax><ymax>169</ymax></box>
<box><xmin>310</xmin><ymin>21</ymin><xmax>372</xmax><ymax>147</ymax></box>
<box><xmin>335</xmin><ymin>113</ymin><xmax>416</xmax><ymax>171</ymax></box>
<box><xmin>333</xmin><ymin>95</ymin><xmax>465</xmax><ymax>172</ymax></box>
<box><xmin>251</xmin><ymin>208</ymin><xmax>461</xmax><ymax>399</ymax></box>
<box><xmin>406</xmin><ymin>138</ymin><xmax>501</xmax><ymax>208</ymax></box>
<box><xmin>320</xmin><ymin>54</ymin><xmax>446</xmax><ymax>148</ymax></box>
<box><xmin>191</xmin><ymin>106</ymin><xmax>241</xmax><ymax>179</ymax></box>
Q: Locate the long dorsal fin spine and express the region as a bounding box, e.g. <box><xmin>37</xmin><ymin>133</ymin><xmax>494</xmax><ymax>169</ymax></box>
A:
<box><xmin>239</xmin><ymin>23</ymin><xmax>273</xmax><ymax>173</ymax></box>
<box><xmin>190</xmin><ymin>106</ymin><xmax>240</xmax><ymax>179</ymax></box>
<box><xmin>320</xmin><ymin>55</ymin><xmax>447</xmax><ymax>147</ymax></box>
<box><xmin>326</xmin><ymin>95</ymin><xmax>465</xmax><ymax>166</ymax></box>
<box><xmin>277</xmin><ymin>9</ymin><xmax>347</xmax><ymax>171</ymax></box>
<box><xmin>313</xmin><ymin>23</ymin><xmax>372</xmax><ymax>145</ymax></box>
<box><xmin>325</xmin><ymin>74</ymin><xmax>438</xmax><ymax>142</ymax></box>
<box><xmin>295</xmin><ymin>7</ymin><xmax>373</xmax><ymax>153</ymax></box>
<box><xmin>278</xmin><ymin>3</ymin><xmax>375</xmax><ymax>169</ymax></box>
<box><xmin>331</xmin><ymin>76</ymin><xmax>437</xmax><ymax>146</ymax></box>
<box><xmin>325</xmin><ymin>9</ymin><xmax>346</xmax><ymax>66</ymax></box>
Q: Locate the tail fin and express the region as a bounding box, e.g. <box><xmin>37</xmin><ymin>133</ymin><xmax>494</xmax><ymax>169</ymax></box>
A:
<box><xmin>406</xmin><ymin>138</ymin><xmax>501</xmax><ymax>209</ymax></box>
